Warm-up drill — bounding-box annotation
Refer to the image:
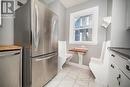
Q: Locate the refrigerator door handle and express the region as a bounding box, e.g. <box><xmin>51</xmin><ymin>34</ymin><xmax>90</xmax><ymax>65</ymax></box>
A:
<box><xmin>51</xmin><ymin>17</ymin><xmax>56</xmax><ymax>39</ymax></box>
<box><xmin>32</xmin><ymin>3</ymin><xmax>39</xmax><ymax>50</ymax></box>
<box><xmin>34</xmin><ymin>4</ymin><xmax>39</xmax><ymax>50</ymax></box>
<box><xmin>35</xmin><ymin>55</ymin><xmax>56</xmax><ymax>62</ymax></box>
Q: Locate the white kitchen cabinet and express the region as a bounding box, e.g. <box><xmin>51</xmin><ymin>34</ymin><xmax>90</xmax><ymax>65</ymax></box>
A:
<box><xmin>126</xmin><ymin>0</ymin><xmax>130</xmax><ymax>30</ymax></box>
<box><xmin>111</xmin><ymin>0</ymin><xmax>130</xmax><ymax>47</ymax></box>
<box><xmin>108</xmin><ymin>52</ymin><xmax>130</xmax><ymax>87</ymax></box>
<box><xmin>112</xmin><ymin>53</ymin><xmax>130</xmax><ymax>78</ymax></box>
<box><xmin>108</xmin><ymin>62</ymin><xmax>119</xmax><ymax>87</ymax></box>
<box><xmin>109</xmin><ymin>61</ymin><xmax>130</xmax><ymax>87</ymax></box>
<box><xmin>119</xmin><ymin>70</ymin><xmax>130</xmax><ymax>87</ymax></box>
<box><xmin>0</xmin><ymin>50</ymin><xmax>22</xmax><ymax>87</ymax></box>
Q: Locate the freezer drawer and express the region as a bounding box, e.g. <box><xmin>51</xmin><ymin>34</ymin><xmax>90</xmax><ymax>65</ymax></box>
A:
<box><xmin>32</xmin><ymin>53</ymin><xmax>58</xmax><ymax>87</ymax></box>
<box><xmin>32</xmin><ymin>57</ymin><xmax>46</xmax><ymax>87</ymax></box>
<box><xmin>0</xmin><ymin>51</ymin><xmax>22</xmax><ymax>87</ymax></box>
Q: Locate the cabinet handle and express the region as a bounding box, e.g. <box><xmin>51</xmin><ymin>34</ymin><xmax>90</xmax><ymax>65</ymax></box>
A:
<box><xmin>117</xmin><ymin>74</ymin><xmax>121</xmax><ymax>86</ymax></box>
<box><xmin>126</xmin><ymin>65</ymin><xmax>130</xmax><ymax>71</ymax></box>
<box><xmin>111</xmin><ymin>64</ymin><xmax>114</xmax><ymax>68</ymax></box>
<box><xmin>0</xmin><ymin>52</ymin><xmax>20</xmax><ymax>57</ymax></box>
<box><xmin>111</xmin><ymin>54</ymin><xmax>115</xmax><ymax>57</ymax></box>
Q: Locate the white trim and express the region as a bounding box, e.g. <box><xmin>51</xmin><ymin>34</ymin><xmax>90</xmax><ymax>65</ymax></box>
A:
<box><xmin>69</xmin><ymin>6</ymin><xmax>99</xmax><ymax>45</ymax></box>
<box><xmin>0</xmin><ymin>0</ymin><xmax>1</xmax><ymax>26</ymax></box>
<box><xmin>69</xmin><ymin>41</ymin><xmax>97</xmax><ymax>45</ymax></box>
<box><xmin>68</xmin><ymin>62</ymin><xmax>89</xmax><ymax>70</ymax></box>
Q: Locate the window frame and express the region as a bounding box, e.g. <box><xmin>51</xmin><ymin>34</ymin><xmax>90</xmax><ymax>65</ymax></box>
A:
<box><xmin>69</xmin><ymin>6</ymin><xmax>99</xmax><ymax>45</ymax></box>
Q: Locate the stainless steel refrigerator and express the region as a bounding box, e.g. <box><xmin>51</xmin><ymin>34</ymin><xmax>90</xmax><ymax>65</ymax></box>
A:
<box><xmin>14</xmin><ymin>0</ymin><xmax>58</xmax><ymax>87</ymax></box>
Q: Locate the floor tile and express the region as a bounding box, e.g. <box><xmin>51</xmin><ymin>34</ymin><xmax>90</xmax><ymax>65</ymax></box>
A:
<box><xmin>88</xmin><ymin>79</ymin><xmax>95</xmax><ymax>87</ymax></box>
<box><xmin>45</xmin><ymin>64</ymin><xmax>96</xmax><ymax>87</ymax></box>
<box><xmin>76</xmin><ymin>79</ymin><xmax>89</xmax><ymax>86</ymax></box>
<box><xmin>58</xmin><ymin>75</ymin><xmax>75</xmax><ymax>87</ymax></box>
<box><xmin>74</xmin><ymin>84</ymin><xmax>88</xmax><ymax>87</ymax></box>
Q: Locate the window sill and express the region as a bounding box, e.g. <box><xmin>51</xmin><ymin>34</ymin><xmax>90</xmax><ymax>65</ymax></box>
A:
<box><xmin>69</xmin><ymin>41</ymin><xmax>97</xmax><ymax>45</ymax></box>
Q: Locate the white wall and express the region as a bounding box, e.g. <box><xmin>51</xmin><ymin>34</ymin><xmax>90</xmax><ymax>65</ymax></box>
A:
<box><xmin>0</xmin><ymin>0</ymin><xmax>28</xmax><ymax>45</ymax></box>
<box><xmin>65</xmin><ymin>0</ymin><xmax>108</xmax><ymax>65</ymax></box>
<box><xmin>126</xmin><ymin>0</ymin><xmax>130</xmax><ymax>47</ymax></box>
<box><xmin>106</xmin><ymin>0</ymin><xmax>112</xmax><ymax>41</ymax></box>
<box><xmin>0</xmin><ymin>17</ymin><xmax>14</xmax><ymax>45</ymax></box>
<box><xmin>126</xmin><ymin>0</ymin><xmax>130</xmax><ymax>29</ymax></box>
<box><xmin>49</xmin><ymin>0</ymin><xmax>66</xmax><ymax>41</ymax></box>
<box><xmin>0</xmin><ymin>0</ymin><xmax>66</xmax><ymax>45</ymax></box>
<box><xmin>111</xmin><ymin>0</ymin><xmax>130</xmax><ymax>48</ymax></box>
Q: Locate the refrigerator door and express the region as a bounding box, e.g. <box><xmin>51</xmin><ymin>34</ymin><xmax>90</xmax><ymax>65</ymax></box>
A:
<box><xmin>32</xmin><ymin>52</ymin><xmax>58</xmax><ymax>87</ymax></box>
<box><xmin>14</xmin><ymin>1</ymin><xmax>32</xmax><ymax>87</ymax></box>
<box><xmin>31</xmin><ymin>0</ymin><xmax>58</xmax><ymax>57</ymax></box>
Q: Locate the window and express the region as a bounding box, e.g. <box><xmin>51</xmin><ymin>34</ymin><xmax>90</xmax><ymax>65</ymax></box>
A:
<box><xmin>69</xmin><ymin>6</ymin><xmax>99</xmax><ymax>45</ymax></box>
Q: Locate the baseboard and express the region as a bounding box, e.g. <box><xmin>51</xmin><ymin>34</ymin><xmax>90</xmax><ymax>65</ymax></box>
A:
<box><xmin>68</xmin><ymin>62</ymin><xmax>89</xmax><ymax>69</ymax></box>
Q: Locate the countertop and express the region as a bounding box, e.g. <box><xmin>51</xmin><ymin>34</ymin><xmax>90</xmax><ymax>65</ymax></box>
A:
<box><xmin>108</xmin><ymin>47</ymin><xmax>130</xmax><ymax>60</ymax></box>
<box><xmin>0</xmin><ymin>45</ymin><xmax>22</xmax><ymax>52</ymax></box>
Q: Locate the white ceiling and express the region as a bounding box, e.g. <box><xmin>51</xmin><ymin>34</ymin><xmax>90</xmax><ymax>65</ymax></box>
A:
<box><xmin>41</xmin><ymin>0</ymin><xmax>56</xmax><ymax>4</ymax></box>
<box><xmin>59</xmin><ymin>0</ymin><xmax>89</xmax><ymax>8</ymax></box>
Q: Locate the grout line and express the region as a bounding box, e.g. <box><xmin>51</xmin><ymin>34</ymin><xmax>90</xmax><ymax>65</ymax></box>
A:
<box><xmin>72</xmin><ymin>69</ymin><xmax>80</xmax><ymax>87</ymax></box>
<box><xmin>56</xmin><ymin>68</ymin><xmax>72</xmax><ymax>87</ymax></box>
<box><xmin>47</xmin><ymin>64</ymin><xmax>95</xmax><ymax>87</ymax></box>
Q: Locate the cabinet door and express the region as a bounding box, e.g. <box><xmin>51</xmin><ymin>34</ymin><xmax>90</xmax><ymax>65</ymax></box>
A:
<box><xmin>119</xmin><ymin>70</ymin><xmax>130</xmax><ymax>87</ymax></box>
<box><xmin>0</xmin><ymin>51</ymin><xmax>21</xmax><ymax>87</ymax></box>
<box><xmin>108</xmin><ymin>62</ymin><xmax>119</xmax><ymax>87</ymax></box>
<box><xmin>109</xmin><ymin>59</ymin><xmax>130</xmax><ymax>87</ymax></box>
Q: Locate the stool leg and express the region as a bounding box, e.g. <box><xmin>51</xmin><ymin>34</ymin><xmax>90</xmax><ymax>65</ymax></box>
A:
<box><xmin>78</xmin><ymin>53</ymin><xmax>83</xmax><ymax>65</ymax></box>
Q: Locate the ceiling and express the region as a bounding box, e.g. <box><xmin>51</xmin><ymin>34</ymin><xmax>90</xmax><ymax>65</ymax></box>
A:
<box><xmin>59</xmin><ymin>0</ymin><xmax>89</xmax><ymax>8</ymax></box>
<box><xmin>41</xmin><ymin>0</ymin><xmax>89</xmax><ymax>8</ymax></box>
<box><xmin>41</xmin><ymin>0</ymin><xmax>56</xmax><ymax>4</ymax></box>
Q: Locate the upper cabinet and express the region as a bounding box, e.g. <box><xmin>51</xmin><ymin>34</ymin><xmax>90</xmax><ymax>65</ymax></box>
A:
<box><xmin>126</xmin><ymin>0</ymin><xmax>130</xmax><ymax>30</ymax></box>
<box><xmin>111</xmin><ymin>0</ymin><xmax>130</xmax><ymax>48</ymax></box>
<box><xmin>15</xmin><ymin>0</ymin><xmax>27</xmax><ymax>10</ymax></box>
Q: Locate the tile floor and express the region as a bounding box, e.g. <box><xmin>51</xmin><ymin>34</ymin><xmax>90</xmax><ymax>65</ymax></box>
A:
<box><xmin>44</xmin><ymin>64</ymin><xmax>96</xmax><ymax>87</ymax></box>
